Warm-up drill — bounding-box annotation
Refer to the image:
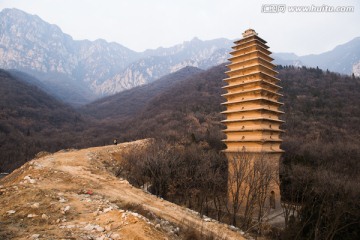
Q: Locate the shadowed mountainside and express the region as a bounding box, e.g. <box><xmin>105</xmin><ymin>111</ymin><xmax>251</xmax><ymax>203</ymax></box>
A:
<box><xmin>80</xmin><ymin>64</ymin><xmax>228</xmax><ymax>149</ymax></box>
<box><xmin>81</xmin><ymin>66</ymin><xmax>204</xmax><ymax>120</ymax></box>
<box><xmin>0</xmin><ymin>69</ymin><xmax>85</xmax><ymax>172</ymax></box>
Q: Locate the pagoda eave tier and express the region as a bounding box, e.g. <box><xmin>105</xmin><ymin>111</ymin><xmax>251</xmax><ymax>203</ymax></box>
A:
<box><xmin>229</xmin><ymin>45</ymin><xmax>272</xmax><ymax>56</ymax></box>
<box><xmin>222</xmin><ymin>139</ymin><xmax>283</xmax><ymax>143</ymax></box>
<box><xmin>228</xmin><ymin>50</ymin><xmax>274</xmax><ymax>62</ymax></box>
<box><xmin>221</xmin><ymin>108</ymin><xmax>285</xmax><ymax>115</ymax></box>
<box><xmin>221</xmin><ymin>98</ymin><xmax>284</xmax><ymax>106</ymax></box>
<box><xmin>222</xmin><ymin>149</ymin><xmax>285</xmax><ymax>154</ymax></box>
<box><xmin>221</xmin><ymin>118</ymin><xmax>284</xmax><ymax>123</ymax></box>
<box><xmin>226</xmin><ymin>56</ymin><xmax>276</xmax><ymax>68</ymax></box>
<box><xmin>225</xmin><ymin>64</ymin><xmax>279</xmax><ymax>76</ymax></box>
<box><xmin>232</xmin><ymin>39</ymin><xmax>269</xmax><ymax>50</ymax></box>
<box><xmin>234</xmin><ymin>35</ymin><xmax>268</xmax><ymax>45</ymax></box>
<box><xmin>223</xmin><ymin>72</ymin><xmax>281</xmax><ymax>83</ymax></box>
<box><xmin>222</xmin><ymin>80</ymin><xmax>282</xmax><ymax>90</ymax></box>
<box><xmin>232</xmin><ymin>37</ymin><xmax>267</xmax><ymax>48</ymax></box>
<box><xmin>221</xmin><ymin>88</ymin><xmax>283</xmax><ymax>97</ymax></box>
<box><xmin>222</xmin><ymin>128</ymin><xmax>285</xmax><ymax>133</ymax></box>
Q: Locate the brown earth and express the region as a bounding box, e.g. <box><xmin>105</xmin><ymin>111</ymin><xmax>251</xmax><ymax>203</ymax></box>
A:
<box><xmin>0</xmin><ymin>140</ymin><xmax>246</xmax><ymax>240</ymax></box>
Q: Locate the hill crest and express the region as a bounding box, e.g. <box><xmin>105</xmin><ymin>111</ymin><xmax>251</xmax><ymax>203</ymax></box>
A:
<box><xmin>0</xmin><ymin>141</ymin><xmax>246</xmax><ymax>240</ymax></box>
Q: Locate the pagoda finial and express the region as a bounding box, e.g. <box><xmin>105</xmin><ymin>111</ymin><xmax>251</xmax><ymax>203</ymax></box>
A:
<box><xmin>242</xmin><ymin>29</ymin><xmax>258</xmax><ymax>38</ymax></box>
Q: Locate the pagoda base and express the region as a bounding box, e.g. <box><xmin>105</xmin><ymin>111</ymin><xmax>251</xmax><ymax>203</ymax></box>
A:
<box><xmin>225</xmin><ymin>151</ymin><xmax>282</xmax><ymax>211</ymax></box>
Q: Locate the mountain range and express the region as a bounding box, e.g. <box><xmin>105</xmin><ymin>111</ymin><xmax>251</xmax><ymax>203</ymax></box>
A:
<box><xmin>0</xmin><ymin>8</ymin><xmax>231</xmax><ymax>105</ymax></box>
<box><xmin>272</xmin><ymin>37</ymin><xmax>360</xmax><ymax>76</ymax></box>
<box><xmin>1</xmin><ymin>8</ymin><xmax>360</xmax><ymax>106</ymax></box>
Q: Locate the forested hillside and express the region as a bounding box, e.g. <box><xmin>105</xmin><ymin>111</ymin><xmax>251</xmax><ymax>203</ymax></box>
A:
<box><xmin>279</xmin><ymin>66</ymin><xmax>360</xmax><ymax>176</ymax></box>
<box><xmin>278</xmin><ymin>66</ymin><xmax>360</xmax><ymax>239</ymax></box>
<box><xmin>86</xmin><ymin>65</ymin><xmax>360</xmax><ymax>166</ymax></box>
<box><xmin>5</xmin><ymin>63</ymin><xmax>356</xmax><ymax>169</ymax></box>
<box><xmin>1</xmin><ymin>64</ymin><xmax>359</xmax><ymax>238</ymax></box>
<box><xmin>3</xmin><ymin>64</ymin><xmax>360</xmax><ymax>180</ymax></box>
<box><xmin>0</xmin><ymin>69</ymin><xmax>85</xmax><ymax>172</ymax></box>
<box><xmin>81</xmin><ymin>66</ymin><xmax>204</xmax><ymax>120</ymax></box>
<box><xmin>80</xmin><ymin>64</ymin><xmax>228</xmax><ymax>149</ymax></box>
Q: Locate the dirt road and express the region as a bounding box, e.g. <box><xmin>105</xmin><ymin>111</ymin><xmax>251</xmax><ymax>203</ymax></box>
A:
<box><xmin>0</xmin><ymin>140</ymin><xmax>246</xmax><ymax>240</ymax></box>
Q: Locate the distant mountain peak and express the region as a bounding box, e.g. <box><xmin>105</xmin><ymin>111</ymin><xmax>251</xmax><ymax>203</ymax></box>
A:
<box><xmin>273</xmin><ymin>52</ymin><xmax>299</xmax><ymax>60</ymax></box>
<box><xmin>190</xmin><ymin>37</ymin><xmax>202</xmax><ymax>42</ymax></box>
<box><xmin>1</xmin><ymin>7</ymin><xmax>30</xmax><ymax>16</ymax></box>
<box><xmin>1</xmin><ymin>8</ymin><xmax>64</xmax><ymax>32</ymax></box>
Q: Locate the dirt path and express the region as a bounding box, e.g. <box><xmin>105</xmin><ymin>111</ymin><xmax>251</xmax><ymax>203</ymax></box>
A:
<box><xmin>0</xmin><ymin>140</ymin><xmax>246</xmax><ymax>240</ymax></box>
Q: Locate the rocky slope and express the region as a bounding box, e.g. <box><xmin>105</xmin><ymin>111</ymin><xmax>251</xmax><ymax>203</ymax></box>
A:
<box><xmin>352</xmin><ymin>60</ymin><xmax>360</xmax><ymax>77</ymax></box>
<box><xmin>0</xmin><ymin>8</ymin><xmax>232</xmax><ymax>105</ymax></box>
<box><xmin>0</xmin><ymin>140</ymin><xmax>246</xmax><ymax>240</ymax></box>
<box><xmin>101</xmin><ymin>39</ymin><xmax>231</xmax><ymax>95</ymax></box>
<box><xmin>0</xmin><ymin>8</ymin><xmax>138</xmax><ymax>104</ymax></box>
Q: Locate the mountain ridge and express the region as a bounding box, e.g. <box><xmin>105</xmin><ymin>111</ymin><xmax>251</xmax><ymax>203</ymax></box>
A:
<box><xmin>0</xmin><ymin>8</ymin><xmax>231</xmax><ymax>105</ymax></box>
<box><xmin>273</xmin><ymin>36</ymin><xmax>360</xmax><ymax>76</ymax></box>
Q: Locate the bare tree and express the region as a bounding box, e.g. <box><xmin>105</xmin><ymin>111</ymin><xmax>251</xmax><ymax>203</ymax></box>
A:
<box><xmin>226</xmin><ymin>151</ymin><xmax>280</xmax><ymax>233</ymax></box>
<box><xmin>281</xmin><ymin>163</ymin><xmax>360</xmax><ymax>240</ymax></box>
<box><xmin>253</xmin><ymin>155</ymin><xmax>278</xmax><ymax>235</ymax></box>
<box><xmin>226</xmin><ymin>151</ymin><xmax>253</xmax><ymax>226</ymax></box>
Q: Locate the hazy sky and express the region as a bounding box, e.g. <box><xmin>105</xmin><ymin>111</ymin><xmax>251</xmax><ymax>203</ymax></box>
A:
<box><xmin>0</xmin><ymin>0</ymin><xmax>359</xmax><ymax>55</ymax></box>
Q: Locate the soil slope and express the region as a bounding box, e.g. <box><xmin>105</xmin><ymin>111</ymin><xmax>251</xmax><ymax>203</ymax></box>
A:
<box><xmin>0</xmin><ymin>140</ymin><xmax>246</xmax><ymax>240</ymax></box>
